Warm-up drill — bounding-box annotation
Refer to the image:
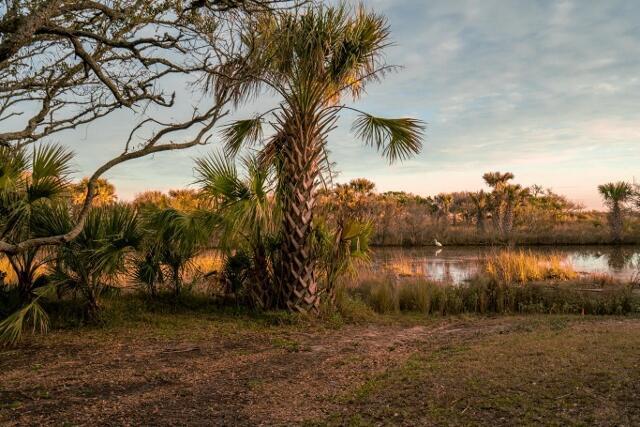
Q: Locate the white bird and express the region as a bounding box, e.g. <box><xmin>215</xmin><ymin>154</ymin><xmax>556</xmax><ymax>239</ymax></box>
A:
<box><xmin>434</xmin><ymin>239</ymin><xmax>443</xmax><ymax>247</ymax></box>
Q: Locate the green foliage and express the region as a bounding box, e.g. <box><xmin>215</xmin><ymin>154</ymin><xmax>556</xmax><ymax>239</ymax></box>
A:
<box><xmin>0</xmin><ymin>144</ymin><xmax>75</xmax><ymax>300</ymax></box>
<box><xmin>0</xmin><ymin>298</ymin><xmax>49</xmax><ymax>347</ymax></box>
<box><xmin>0</xmin><ymin>283</ymin><xmax>56</xmax><ymax>347</ymax></box>
<box><xmin>352</xmin><ymin>115</ymin><xmax>424</xmax><ymax>163</ymax></box>
<box><xmin>134</xmin><ymin>206</ymin><xmax>213</xmax><ymax>297</ymax></box>
<box><xmin>195</xmin><ymin>151</ymin><xmax>280</xmax><ymax>306</ymax></box>
<box><xmin>598</xmin><ymin>181</ymin><xmax>634</xmax><ymax>204</ymax></box>
<box><xmin>50</xmin><ymin>205</ymin><xmax>141</xmax><ymax>314</ymax></box>
<box><xmin>220</xmin><ymin>117</ymin><xmax>264</xmax><ymax>157</ymax></box>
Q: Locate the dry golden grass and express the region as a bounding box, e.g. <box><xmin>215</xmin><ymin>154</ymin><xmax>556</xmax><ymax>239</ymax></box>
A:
<box><xmin>483</xmin><ymin>250</ymin><xmax>577</xmax><ymax>284</ymax></box>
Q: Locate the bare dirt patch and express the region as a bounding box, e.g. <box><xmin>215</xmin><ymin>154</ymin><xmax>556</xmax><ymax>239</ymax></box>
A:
<box><xmin>1</xmin><ymin>316</ymin><xmax>638</xmax><ymax>426</ymax></box>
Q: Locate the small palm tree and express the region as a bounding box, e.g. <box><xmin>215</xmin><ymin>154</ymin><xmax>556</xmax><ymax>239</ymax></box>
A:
<box><xmin>136</xmin><ymin>207</ymin><xmax>212</xmax><ymax>298</ymax></box>
<box><xmin>52</xmin><ymin>204</ymin><xmax>142</xmax><ymax>318</ymax></box>
<box><xmin>217</xmin><ymin>5</ymin><xmax>425</xmax><ymax>312</ymax></box>
<box><xmin>195</xmin><ymin>152</ymin><xmax>279</xmax><ymax>308</ymax></box>
<box><xmin>598</xmin><ymin>181</ymin><xmax>633</xmax><ymax>243</ymax></box>
<box><xmin>469</xmin><ymin>191</ymin><xmax>488</xmax><ymax>232</ymax></box>
<box><xmin>435</xmin><ymin>193</ymin><xmax>453</xmax><ymax>225</ymax></box>
<box><xmin>0</xmin><ymin>144</ymin><xmax>74</xmax><ymax>302</ymax></box>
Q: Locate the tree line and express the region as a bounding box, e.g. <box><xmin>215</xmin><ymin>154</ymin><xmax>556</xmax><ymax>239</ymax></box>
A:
<box><xmin>315</xmin><ymin>175</ymin><xmax>640</xmax><ymax>246</ymax></box>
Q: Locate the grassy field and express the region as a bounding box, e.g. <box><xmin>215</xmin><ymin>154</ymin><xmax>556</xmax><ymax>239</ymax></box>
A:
<box><xmin>1</xmin><ymin>300</ymin><xmax>639</xmax><ymax>426</ymax></box>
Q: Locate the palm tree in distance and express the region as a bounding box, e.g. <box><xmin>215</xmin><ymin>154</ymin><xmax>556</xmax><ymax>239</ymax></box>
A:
<box><xmin>218</xmin><ymin>5</ymin><xmax>425</xmax><ymax>312</ymax></box>
<box><xmin>598</xmin><ymin>181</ymin><xmax>633</xmax><ymax>243</ymax></box>
<box><xmin>435</xmin><ymin>193</ymin><xmax>453</xmax><ymax>225</ymax></box>
<box><xmin>502</xmin><ymin>184</ymin><xmax>529</xmax><ymax>236</ymax></box>
<box><xmin>482</xmin><ymin>171</ymin><xmax>514</xmax><ymax>232</ymax></box>
<box><xmin>469</xmin><ymin>190</ymin><xmax>489</xmax><ymax>233</ymax></box>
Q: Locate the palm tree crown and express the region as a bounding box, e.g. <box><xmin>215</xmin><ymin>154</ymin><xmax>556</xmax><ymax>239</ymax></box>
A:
<box><xmin>598</xmin><ymin>181</ymin><xmax>633</xmax><ymax>243</ymax></box>
<box><xmin>598</xmin><ymin>182</ymin><xmax>633</xmax><ymax>205</ymax></box>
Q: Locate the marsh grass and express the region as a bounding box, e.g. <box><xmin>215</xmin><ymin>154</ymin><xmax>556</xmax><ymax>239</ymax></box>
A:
<box><xmin>483</xmin><ymin>250</ymin><xmax>577</xmax><ymax>284</ymax></box>
<box><xmin>340</xmin><ymin>276</ymin><xmax>638</xmax><ymax>316</ymax></box>
<box><xmin>340</xmin><ymin>251</ymin><xmax>638</xmax><ymax>317</ymax></box>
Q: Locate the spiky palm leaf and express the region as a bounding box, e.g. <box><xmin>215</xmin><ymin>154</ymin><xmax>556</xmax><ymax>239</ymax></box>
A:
<box><xmin>352</xmin><ymin>115</ymin><xmax>424</xmax><ymax>163</ymax></box>
<box><xmin>221</xmin><ymin>117</ymin><xmax>265</xmax><ymax>157</ymax></box>
<box><xmin>598</xmin><ymin>182</ymin><xmax>634</xmax><ymax>205</ymax></box>
<box><xmin>52</xmin><ymin>204</ymin><xmax>142</xmax><ymax>313</ymax></box>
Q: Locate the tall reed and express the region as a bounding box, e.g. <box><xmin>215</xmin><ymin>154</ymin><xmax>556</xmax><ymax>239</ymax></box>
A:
<box><xmin>483</xmin><ymin>250</ymin><xmax>577</xmax><ymax>284</ymax></box>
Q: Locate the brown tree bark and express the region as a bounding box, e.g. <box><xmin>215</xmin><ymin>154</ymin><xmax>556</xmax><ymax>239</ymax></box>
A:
<box><xmin>278</xmin><ymin>120</ymin><xmax>322</xmax><ymax>313</ymax></box>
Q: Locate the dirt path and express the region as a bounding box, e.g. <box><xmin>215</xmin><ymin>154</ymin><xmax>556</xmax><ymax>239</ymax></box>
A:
<box><xmin>1</xmin><ymin>316</ymin><xmax>637</xmax><ymax>426</ymax></box>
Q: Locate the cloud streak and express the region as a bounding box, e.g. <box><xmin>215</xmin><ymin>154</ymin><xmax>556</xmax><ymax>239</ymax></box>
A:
<box><xmin>56</xmin><ymin>0</ymin><xmax>640</xmax><ymax>210</ymax></box>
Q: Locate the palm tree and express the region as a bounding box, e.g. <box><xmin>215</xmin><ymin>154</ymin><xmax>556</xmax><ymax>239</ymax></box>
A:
<box><xmin>0</xmin><ymin>144</ymin><xmax>74</xmax><ymax>302</ymax></box>
<box><xmin>482</xmin><ymin>171</ymin><xmax>515</xmax><ymax>189</ymax></box>
<box><xmin>435</xmin><ymin>193</ymin><xmax>453</xmax><ymax>225</ymax></box>
<box><xmin>502</xmin><ymin>184</ymin><xmax>528</xmax><ymax>235</ymax></box>
<box><xmin>469</xmin><ymin>191</ymin><xmax>489</xmax><ymax>232</ymax></box>
<box><xmin>598</xmin><ymin>181</ymin><xmax>633</xmax><ymax>243</ymax></box>
<box><xmin>482</xmin><ymin>171</ymin><xmax>514</xmax><ymax>231</ymax></box>
<box><xmin>218</xmin><ymin>5</ymin><xmax>425</xmax><ymax>312</ymax></box>
<box><xmin>52</xmin><ymin>204</ymin><xmax>142</xmax><ymax>318</ymax></box>
<box><xmin>195</xmin><ymin>152</ymin><xmax>279</xmax><ymax>308</ymax></box>
<box><xmin>136</xmin><ymin>207</ymin><xmax>213</xmax><ymax>298</ymax></box>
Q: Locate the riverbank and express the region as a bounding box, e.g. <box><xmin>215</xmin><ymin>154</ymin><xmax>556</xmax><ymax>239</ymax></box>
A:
<box><xmin>370</xmin><ymin>222</ymin><xmax>640</xmax><ymax>246</ymax></box>
<box><xmin>2</xmin><ymin>309</ymin><xmax>639</xmax><ymax>426</ymax></box>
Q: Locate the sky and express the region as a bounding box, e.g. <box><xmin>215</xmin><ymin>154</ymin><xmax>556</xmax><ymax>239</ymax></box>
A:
<box><xmin>52</xmin><ymin>0</ymin><xmax>640</xmax><ymax>210</ymax></box>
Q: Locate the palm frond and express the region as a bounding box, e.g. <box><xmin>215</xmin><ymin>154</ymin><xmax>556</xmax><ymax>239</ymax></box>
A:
<box><xmin>0</xmin><ymin>297</ymin><xmax>50</xmax><ymax>347</ymax></box>
<box><xmin>31</xmin><ymin>144</ymin><xmax>74</xmax><ymax>182</ymax></box>
<box><xmin>352</xmin><ymin>114</ymin><xmax>425</xmax><ymax>163</ymax></box>
<box><xmin>220</xmin><ymin>117</ymin><xmax>264</xmax><ymax>157</ymax></box>
<box><xmin>0</xmin><ymin>145</ymin><xmax>27</xmax><ymax>191</ymax></box>
<box><xmin>598</xmin><ymin>182</ymin><xmax>634</xmax><ymax>203</ymax></box>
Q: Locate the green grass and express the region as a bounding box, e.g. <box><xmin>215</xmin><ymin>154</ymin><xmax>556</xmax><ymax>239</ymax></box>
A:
<box><xmin>313</xmin><ymin>316</ymin><xmax>640</xmax><ymax>426</ymax></box>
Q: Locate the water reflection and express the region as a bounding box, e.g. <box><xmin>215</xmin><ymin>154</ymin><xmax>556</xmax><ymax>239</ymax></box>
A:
<box><xmin>371</xmin><ymin>246</ymin><xmax>640</xmax><ymax>284</ymax></box>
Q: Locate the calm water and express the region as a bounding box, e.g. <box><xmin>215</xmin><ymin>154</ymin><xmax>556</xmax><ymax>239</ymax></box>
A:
<box><xmin>370</xmin><ymin>246</ymin><xmax>640</xmax><ymax>284</ymax></box>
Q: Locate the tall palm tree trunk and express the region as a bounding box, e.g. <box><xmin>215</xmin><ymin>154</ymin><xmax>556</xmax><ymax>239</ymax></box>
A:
<box><xmin>279</xmin><ymin>115</ymin><xmax>322</xmax><ymax>313</ymax></box>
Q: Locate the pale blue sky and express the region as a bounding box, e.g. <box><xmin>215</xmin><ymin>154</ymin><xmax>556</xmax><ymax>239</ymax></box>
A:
<box><xmin>54</xmin><ymin>0</ymin><xmax>640</xmax><ymax>209</ymax></box>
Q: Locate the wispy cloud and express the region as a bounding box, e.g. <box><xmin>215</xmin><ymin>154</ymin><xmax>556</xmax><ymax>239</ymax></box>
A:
<box><xmin>58</xmin><ymin>0</ymin><xmax>640</xmax><ymax>210</ymax></box>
